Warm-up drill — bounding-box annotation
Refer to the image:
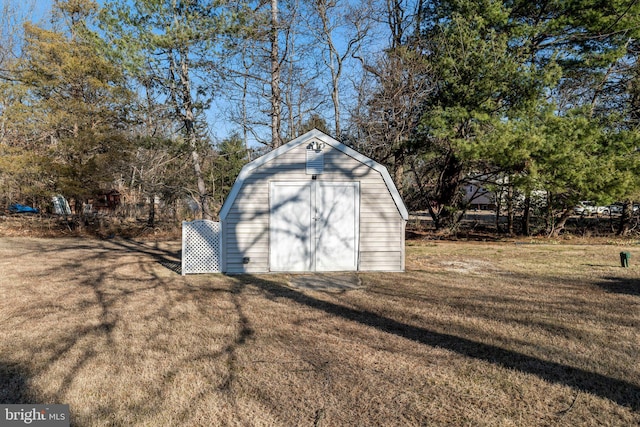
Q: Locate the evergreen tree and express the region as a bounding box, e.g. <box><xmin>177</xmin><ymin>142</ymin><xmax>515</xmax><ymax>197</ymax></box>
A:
<box><xmin>100</xmin><ymin>0</ymin><xmax>239</xmax><ymax>219</ymax></box>
<box><xmin>1</xmin><ymin>0</ymin><xmax>133</xmax><ymax>210</ymax></box>
<box><xmin>211</xmin><ymin>134</ymin><xmax>248</xmax><ymax>206</ymax></box>
<box><xmin>403</xmin><ymin>0</ymin><xmax>640</xmax><ymax>232</ymax></box>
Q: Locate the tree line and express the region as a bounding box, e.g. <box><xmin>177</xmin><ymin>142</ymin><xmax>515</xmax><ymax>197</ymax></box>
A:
<box><xmin>1</xmin><ymin>0</ymin><xmax>639</xmax><ymax>236</ymax></box>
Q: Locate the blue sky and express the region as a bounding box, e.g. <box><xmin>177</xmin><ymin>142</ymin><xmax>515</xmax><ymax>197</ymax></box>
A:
<box><xmin>8</xmin><ymin>0</ymin><xmax>376</xmax><ymax>147</ymax></box>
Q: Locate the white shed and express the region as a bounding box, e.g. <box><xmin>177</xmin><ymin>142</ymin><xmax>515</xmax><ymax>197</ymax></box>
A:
<box><xmin>219</xmin><ymin>129</ymin><xmax>408</xmax><ymax>273</ymax></box>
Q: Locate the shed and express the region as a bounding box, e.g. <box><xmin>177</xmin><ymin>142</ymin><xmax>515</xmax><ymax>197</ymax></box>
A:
<box><xmin>219</xmin><ymin>129</ymin><xmax>408</xmax><ymax>273</ymax></box>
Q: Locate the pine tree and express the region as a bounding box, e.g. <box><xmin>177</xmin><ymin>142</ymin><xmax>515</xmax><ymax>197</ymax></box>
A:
<box><xmin>2</xmin><ymin>0</ymin><xmax>133</xmax><ymax>210</ymax></box>
<box><xmin>100</xmin><ymin>0</ymin><xmax>238</xmax><ymax>219</ymax></box>
<box><xmin>403</xmin><ymin>0</ymin><xmax>640</xmax><ymax>232</ymax></box>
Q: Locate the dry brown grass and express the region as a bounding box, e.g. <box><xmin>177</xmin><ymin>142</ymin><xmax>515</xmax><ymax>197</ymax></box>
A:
<box><xmin>0</xmin><ymin>237</ymin><xmax>638</xmax><ymax>426</ymax></box>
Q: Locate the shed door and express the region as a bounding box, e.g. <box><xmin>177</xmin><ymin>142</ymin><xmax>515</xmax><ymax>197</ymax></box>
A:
<box><xmin>315</xmin><ymin>182</ymin><xmax>359</xmax><ymax>271</ymax></box>
<box><xmin>270</xmin><ymin>181</ymin><xmax>359</xmax><ymax>272</ymax></box>
<box><xmin>270</xmin><ymin>182</ymin><xmax>313</xmax><ymax>272</ymax></box>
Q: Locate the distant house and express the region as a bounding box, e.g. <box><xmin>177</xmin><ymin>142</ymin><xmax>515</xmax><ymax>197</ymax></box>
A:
<box><xmin>463</xmin><ymin>182</ymin><xmax>496</xmax><ymax>210</ymax></box>
<box><xmin>86</xmin><ymin>190</ymin><xmax>121</xmax><ymax>214</ymax></box>
<box><xmin>463</xmin><ymin>178</ymin><xmax>548</xmax><ymax>211</ymax></box>
<box><xmin>218</xmin><ymin>129</ymin><xmax>408</xmax><ymax>273</ymax></box>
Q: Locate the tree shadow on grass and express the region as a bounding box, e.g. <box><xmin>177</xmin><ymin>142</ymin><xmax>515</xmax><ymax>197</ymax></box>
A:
<box><xmin>1</xmin><ymin>238</ymin><xmax>257</xmax><ymax>425</ymax></box>
<box><xmin>0</xmin><ymin>363</ymin><xmax>34</xmax><ymax>404</ymax></box>
<box><xmin>235</xmin><ymin>274</ymin><xmax>640</xmax><ymax>412</ymax></box>
<box><xmin>110</xmin><ymin>238</ymin><xmax>182</xmax><ymax>274</ymax></box>
<box><xmin>595</xmin><ymin>277</ymin><xmax>640</xmax><ymax>296</ymax></box>
<box><xmin>51</xmin><ymin>239</ymin><xmax>635</xmax><ymax>414</ymax></box>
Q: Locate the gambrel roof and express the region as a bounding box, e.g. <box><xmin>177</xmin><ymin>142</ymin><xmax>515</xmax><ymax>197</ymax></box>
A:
<box><xmin>219</xmin><ymin>129</ymin><xmax>408</xmax><ymax>221</ymax></box>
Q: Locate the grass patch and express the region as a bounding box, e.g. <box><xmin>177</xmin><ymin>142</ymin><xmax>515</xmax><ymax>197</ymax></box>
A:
<box><xmin>0</xmin><ymin>238</ymin><xmax>638</xmax><ymax>425</ymax></box>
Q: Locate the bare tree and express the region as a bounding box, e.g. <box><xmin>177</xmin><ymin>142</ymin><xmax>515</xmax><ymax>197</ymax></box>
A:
<box><xmin>306</xmin><ymin>0</ymin><xmax>373</xmax><ymax>137</ymax></box>
<box><xmin>352</xmin><ymin>47</ymin><xmax>432</xmax><ymax>192</ymax></box>
<box><xmin>348</xmin><ymin>0</ymin><xmax>434</xmax><ymax>193</ymax></box>
<box><xmin>224</xmin><ymin>0</ymin><xmax>329</xmax><ymax>146</ymax></box>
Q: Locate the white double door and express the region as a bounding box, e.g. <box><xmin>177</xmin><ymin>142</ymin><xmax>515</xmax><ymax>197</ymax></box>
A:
<box><xmin>270</xmin><ymin>181</ymin><xmax>359</xmax><ymax>272</ymax></box>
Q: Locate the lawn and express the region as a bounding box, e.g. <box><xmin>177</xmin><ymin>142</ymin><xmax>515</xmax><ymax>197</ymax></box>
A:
<box><xmin>0</xmin><ymin>237</ymin><xmax>638</xmax><ymax>426</ymax></box>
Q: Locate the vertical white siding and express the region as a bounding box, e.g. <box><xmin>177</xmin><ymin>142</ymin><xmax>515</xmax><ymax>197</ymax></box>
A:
<box><xmin>223</xmin><ymin>140</ymin><xmax>405</xmax><ymax>273</ymax></box>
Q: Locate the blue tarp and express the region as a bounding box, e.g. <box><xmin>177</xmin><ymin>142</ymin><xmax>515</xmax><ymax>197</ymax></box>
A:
<box><xmin>9</xmin><ymin>203</ymin><xmax>39</xmax><ymax>214</ymax></box>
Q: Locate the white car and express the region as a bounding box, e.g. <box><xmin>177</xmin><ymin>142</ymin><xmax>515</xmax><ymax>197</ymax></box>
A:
<box><xmin>608</xmin><ymin>203</ymin><xmax>639</xmax><ymax>215</ymax></box>
<box><xmin>574</xmin><ymin>201</ymin><xmax>609</xmax><ymax>216</ymax></box>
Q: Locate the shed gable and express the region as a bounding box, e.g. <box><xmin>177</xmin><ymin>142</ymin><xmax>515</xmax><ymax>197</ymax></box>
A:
<box><xmin>219</xmin><ymin>130</ymin><xmax>408</xmax><ymax>221</ymax></box>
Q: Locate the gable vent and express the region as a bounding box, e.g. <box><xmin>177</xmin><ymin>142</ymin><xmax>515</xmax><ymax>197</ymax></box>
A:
<box><xmin>306</xmin><ymin>145</ymin><xmax>324</xmax><ymax>175</ymax></box>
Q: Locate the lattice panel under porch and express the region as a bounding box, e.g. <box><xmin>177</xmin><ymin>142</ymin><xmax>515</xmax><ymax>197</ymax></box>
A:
<box><xmin>182</xmin><ymin>220</ymin><xmax>222</xmax><ymax>274</ymax></box>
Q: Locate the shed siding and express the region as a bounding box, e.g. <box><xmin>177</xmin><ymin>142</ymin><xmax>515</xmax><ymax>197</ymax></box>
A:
<box><xmin>223</xmin><ymin>139</ymin><xmax>404</xmax><ymax>273</ymax></box>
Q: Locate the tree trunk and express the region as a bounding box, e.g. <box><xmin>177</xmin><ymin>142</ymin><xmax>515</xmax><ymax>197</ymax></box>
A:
<box><xmin>147</xmin><ymin>193</ymin><xmax>155</xmax><ymax>228</ymax></box>
<box><xmin>549</xmin><ymin>208</ymin><xmax>573</xmax><ymax>237</ymax></box>
<box><xmin>506</xmin><ymin>184</ymin><xmax>514</xmax><ymax>235</ymax></box>
<box><xmin>495</xmin><ymin>191</ymin><xmax>502</xmax><ymax>232</ymax></box>
<box><xmin>429</xmin><ymin>205</ymin><xmax>442</xmax><ymax>231</ymax></box>
<box><xmin>544</xmin><ymin>193</ymin><xmax>553</xmax><ymax>233</ymax></box>
<box><xmin>332</xmin><ymin>77</ymin><xmax>341</xmax><ymax>137</ymax></box>
<box><xmin>175</xmin><ymin>48</ymin><xmax>212</xmax><ymax>220</ymax></box>
<box><xmin>521</xmin><ymin>193</ymin><xmax>531</xmax><ymax>236</ymax></box>
<box><xmin>410</xmin><ymin>158</ymin><xmax>440</xmax><ymax>230</ymax></box>
<box><xmin>270</xmin><ymin>0</ymin><xmax>282</xmax><ymax>148</ymax></box>
<box><xmin>393</xmin><ymin>147</ymin><xmax>404</xmax><ymax>196</ymax></box>
<box><xmin>387</xmin><ymin>0</ymin><xmax>404</xmax><ymax>50</ymax></box>
<box><xmin>433</xmin><ymin>153</ymin><xmax>464</xmax><ymax>231</ymax></box>
<box><xmin>617</xmin><ymin>200</ymin><xmax>633</xmax><ymax>236</ymax></box>
<box><xmin>190</xmin><ymin>149</ymin><xmax>212</xmax><ymax>220</ymax></box>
